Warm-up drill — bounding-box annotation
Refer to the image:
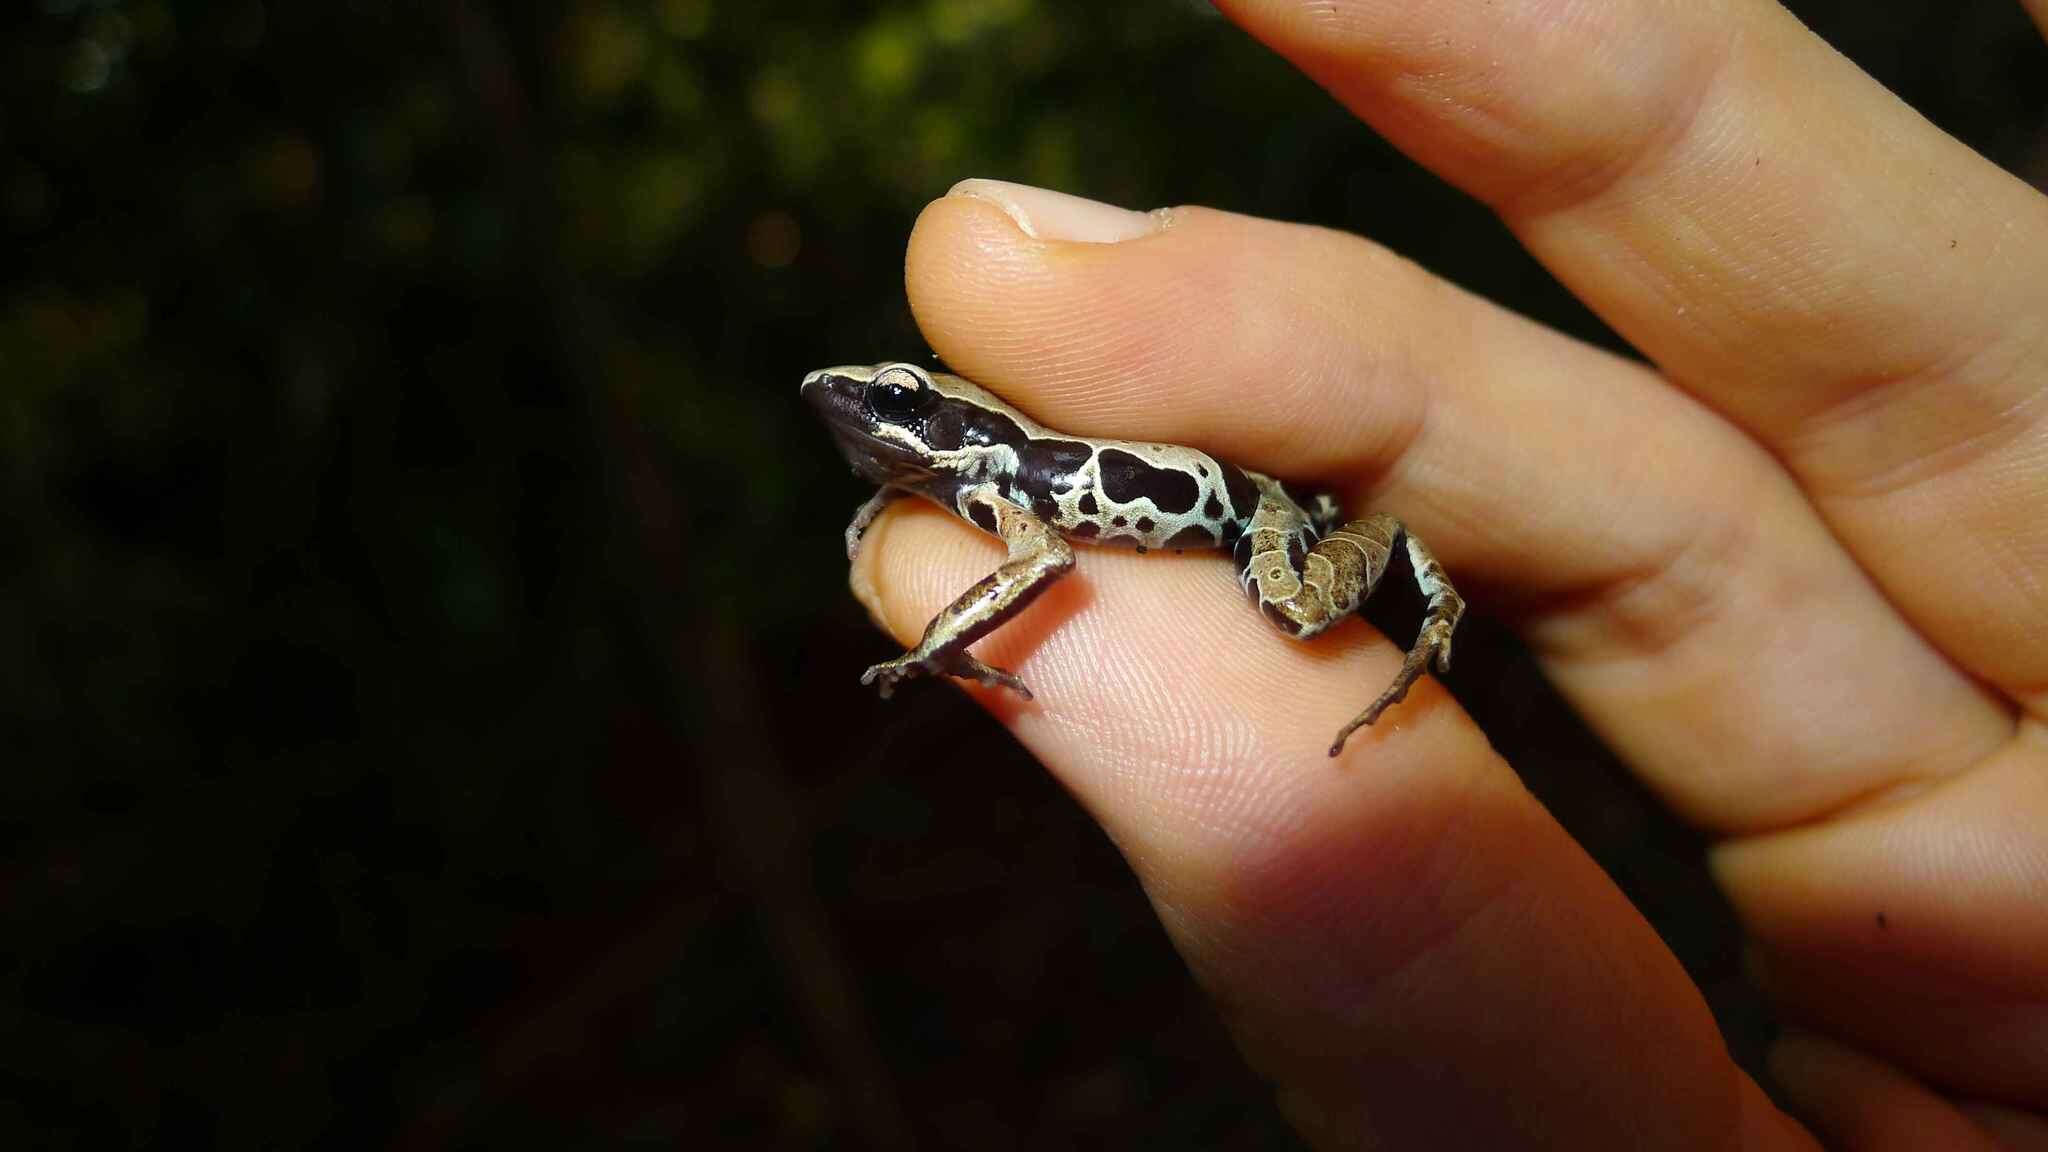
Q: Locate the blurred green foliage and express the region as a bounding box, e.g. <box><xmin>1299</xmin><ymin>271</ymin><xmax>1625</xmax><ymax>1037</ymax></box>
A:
<box><xmin>2</xmin><ymin>0</ymin><xmax>2041</xmax><ymax>1147</ymax></box>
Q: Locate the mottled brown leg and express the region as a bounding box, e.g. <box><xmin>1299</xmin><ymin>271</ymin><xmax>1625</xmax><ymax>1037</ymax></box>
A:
<box><xmin>1326</xmin><ymin>527</ymin><xmax>1464</xmax><ymax>755</ymax></box>
<box><xmin>861</xmin><ymin>485</ymin><xmax>1073</xmax><ymax>700</ymax></box>
<box><xmin>1239</xmin><ymin>493</ymin><xmax>1462</xmax><ymax>751</ymax></box>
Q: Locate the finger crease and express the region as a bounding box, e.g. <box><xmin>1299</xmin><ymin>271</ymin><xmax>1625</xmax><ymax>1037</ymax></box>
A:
<box><xmin>1489</xmin><ymin>19</ymin><xmax>1740</xmax><ymax>225</ymax></box>
<box><xmin>1510</xmin><ymin>499</ymin><xmax>1758</xmax><ymax>665</ymax></box>
<box><xmin>1785</xmin><ymin>326</ymin><xmax>2048</xmax><ymax>503</ymax></box>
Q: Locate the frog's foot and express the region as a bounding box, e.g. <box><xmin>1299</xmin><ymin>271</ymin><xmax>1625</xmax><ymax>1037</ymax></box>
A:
<box><xmin>1326</xmin><ymin>616</ymin><xmax>1456</xmax><ymax>756</ymax></box>
<box><xmin>862</xmin><ymin>651</ymin><xmax>1033</xmax><ymax>701</ymax></box>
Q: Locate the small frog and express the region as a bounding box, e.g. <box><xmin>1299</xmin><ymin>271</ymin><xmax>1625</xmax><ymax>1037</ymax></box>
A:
<box><xmin>804</xmin><ymin>362</ymin><xmax>1463</xmax><ymax>755</ymax></box>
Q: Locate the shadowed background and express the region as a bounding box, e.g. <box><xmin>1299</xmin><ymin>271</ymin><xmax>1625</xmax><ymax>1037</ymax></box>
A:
<box><xmin>4</xmin><ymin>1</ymin><xmax>2043</xmax><ymax>1147</ymax></box>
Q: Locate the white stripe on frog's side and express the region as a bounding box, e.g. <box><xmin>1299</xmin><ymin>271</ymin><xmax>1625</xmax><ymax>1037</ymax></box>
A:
<box><xmin>871</xmin><ymin>419</ymin><xmax>1024</xmax><ymax>488</ymax></box>
<box><xmin>803</xmin><ymin>361</ymin><xmax>1465</xmax><ymax>755</ymax></box>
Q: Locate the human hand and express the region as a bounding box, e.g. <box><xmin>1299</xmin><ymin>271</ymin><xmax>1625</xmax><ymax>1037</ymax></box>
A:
<box><xmin>852</xmin><ymin>1</ymin><xmax>2048</xmax><ymax>1146</ymax></box>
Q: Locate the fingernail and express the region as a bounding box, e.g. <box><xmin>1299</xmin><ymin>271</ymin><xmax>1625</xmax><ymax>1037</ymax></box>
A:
<box><xmin>948</xmin><ymin>178</ymin><xmax>1166</xmax><ymax>243</ymax></box>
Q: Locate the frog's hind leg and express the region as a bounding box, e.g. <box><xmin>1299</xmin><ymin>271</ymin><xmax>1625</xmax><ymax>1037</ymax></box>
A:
<box><xmin>1322</xmin><ymin>524</ymin><xmax>1463</xmax><ymax>754</ymax></box>
<box><xmin>1238</xmin><ymin>488</ymin><xmax>1464</xmax><ymax>754</ymax></box>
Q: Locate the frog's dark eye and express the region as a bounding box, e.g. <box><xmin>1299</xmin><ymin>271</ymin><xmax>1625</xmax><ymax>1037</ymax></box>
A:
<box><xmin>865</xmin><ymin>369</ymin><xmax>937</xmax><ymax>421</ymax></box>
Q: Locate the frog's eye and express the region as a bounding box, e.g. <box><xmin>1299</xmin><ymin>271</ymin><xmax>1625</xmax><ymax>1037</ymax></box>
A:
<box><xmin>866</xmin><ymin>368</ymin><xmax>937</xmax><ymax>421</ymax></box>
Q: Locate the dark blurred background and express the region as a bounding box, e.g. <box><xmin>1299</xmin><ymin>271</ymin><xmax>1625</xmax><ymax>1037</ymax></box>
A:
<box><xmin>3</xmin><ymin>1</ymin><xmax>2042</xmax><ymax>1147</ymax></box>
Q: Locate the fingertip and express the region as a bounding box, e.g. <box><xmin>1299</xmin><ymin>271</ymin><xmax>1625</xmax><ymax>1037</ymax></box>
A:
<box><xmin>944</xmin><ymin>178</ymin><xmax>1166</xmax><ymax>244</ymax></box>
<box><xmin>848</xmin><ymin>498</ymin><xmax>1001</xmax><ymax>648</ymax></box>
<box><xmin>904</xmin><ymin>190</ymin><xmax>1049</xmax><ymax>365</ymax></box>
<box><xmin>907</xmin><ymin>185</ymin><xmax>1012</xmax><ymax>263</ymax></box>
<box><xmin>846</xmin><ymin>517</ymin><xmax>894</xmax><ymax>634</ymax></box>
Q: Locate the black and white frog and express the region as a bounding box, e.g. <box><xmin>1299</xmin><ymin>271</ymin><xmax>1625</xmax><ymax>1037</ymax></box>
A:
<box><xmin>803</xmin><ymin>361</ymin><xmax>1463</xmax><ymax>755</ymax></box>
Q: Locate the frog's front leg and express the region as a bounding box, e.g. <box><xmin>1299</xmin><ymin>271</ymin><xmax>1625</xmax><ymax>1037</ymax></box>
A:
<box><xmin>844</xmin><ymin>487</ymin><xmax>907</xmax><ymax>562</ymax></box>
<box><xmin>861</xmin><ymin>485</ymin><xmax>1074</xmax><ymax>701</ymax></box>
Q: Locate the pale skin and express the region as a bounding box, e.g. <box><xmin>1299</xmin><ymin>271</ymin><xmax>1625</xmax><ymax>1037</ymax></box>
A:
<box><xmin>850</xmin><ymin>1</ymin><xmax>2048</xmax><ymax>1147</ymax></box>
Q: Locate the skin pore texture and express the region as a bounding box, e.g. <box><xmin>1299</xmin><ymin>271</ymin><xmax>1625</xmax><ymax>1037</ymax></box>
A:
<box><xmin>844</xmin><ymin>1</ymin><xmax>2048</xmax><ymax>1148</ymax></box>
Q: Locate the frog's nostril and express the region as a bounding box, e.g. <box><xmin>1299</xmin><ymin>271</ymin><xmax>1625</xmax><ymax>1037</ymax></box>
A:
<box><xmin>801</xmin><ymin>369</ymin><xmax>826</xmax><ymax>392</ymax></box>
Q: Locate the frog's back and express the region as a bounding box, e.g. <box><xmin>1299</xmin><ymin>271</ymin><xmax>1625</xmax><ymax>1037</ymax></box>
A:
<box><xmin>926</xmin><ymin>372</ymin><xmax>1267</xmax><ymax>552</ymax></box>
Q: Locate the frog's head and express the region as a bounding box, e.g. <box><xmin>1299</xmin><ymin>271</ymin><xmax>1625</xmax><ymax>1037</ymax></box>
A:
<box><xmin>801</xmin><ymin>361</ymin><xmax>946</xmax><ymax>486</ymax></box>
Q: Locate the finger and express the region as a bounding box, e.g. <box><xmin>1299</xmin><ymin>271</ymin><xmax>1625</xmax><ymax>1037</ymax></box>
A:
<box><xmin>906</xmin><ymin>190</ymin><xmax>2012</xmax><ymax>834</ymax></box>
<box><xmin>1960</xmin><ymin>1102</ymin><xmax>2048</xmax><ymax>1151</ymax></box>
<box><xmin>853</xmin><ymin>500</ymin><xmax>1818</xmax><ymax>1151</ymax></box>
<box><xmin>1768</xmin><ymin>1031</ymin><xmax>2008</xmax><ymax>1152</ymax></box>
<box><xmin>1212</xmin><ymin>0</ymin><xmax>2048</xmax><ymax>713</ymax></box>
<box><xmin>2025</xmin><ymin>0</ymin><xmax>2048</xmax><ymax>42</ymax></box>
<box><xmin>1714</xmin><ymin>721</ymin><xmax>2048</xmax><ymax>1105</ymax></box>
<box><xmin>1755</xmin><ymin>951</ymin><xmax>2048</xmax><ymax>1111</ymax></box>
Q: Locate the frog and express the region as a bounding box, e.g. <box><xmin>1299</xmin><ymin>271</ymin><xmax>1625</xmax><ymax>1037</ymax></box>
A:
<box><xmin>803</xmin><ymin>361</ymin><xmax>1463</xmax><ymax>755</ymax></box>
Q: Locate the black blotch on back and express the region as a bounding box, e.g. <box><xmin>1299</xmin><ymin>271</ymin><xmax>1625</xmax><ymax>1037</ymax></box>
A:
<box><xmin>1165</xmin><ymin>525</ymin><xmax>1216</xmax><ymax>550</ymax></box>
<box><xmin>1280</xmin><ymin>480</ymin><xmax>1333</xmax><ymax>528</ymax></box>
<box><xmin>1135</xmin><ymin>516</ymin><xmax>1156</xmax><ymax>534</ymax></box>
<box><xmin>1203</xmin><ymin>494</ymin><xmax>1223</xmax><ymax>520</ymax></box>
<box><xmin>966</xmin><ymin>500</ymin><xmax>999</xmax><ymax>535</ymax></box>
<box><xmin>1111</xmin><ymin>515</ymin><xmax>1127</xmax><ymax>528</ymax></box>
<box><xmin>1286</xmin><ymin>534</ymin><xmax>1307</xmax><ymax>573</ymax></box>
<box><xmin>1098</xmin><ymin>448</ymin><xmax>1200</xmax><ymax>513</ymax></box>
<box><xmin>1070</xmin><ymin>520</ymin><xmax>1100</xmax><ymax>539</ymax></box>
<box><xmin>1220</xmin><ymin>464</ymin><xmax>1260</xmax><ymax>520</ymax></box>
<box><xmin>923</xmin><ymin>401</ymin><xmax>1030</xmax><ymax>453</ymax></box>
<box><xmin>1260</xmin><ymin>599</ymin><xmax>1305</xmax><ymax>637</ymax></box>
<box><xmin>1032</xmin><ymin>493</ymin><xmax>1059</xmax><ymax>523</ymax></box>
<box><xmin>1077</xmin><ymin>492</ymin><xmax>1098</xmax><ymax>516</ymax></box>
<box><xmin>1018</xmin><ymin>438</ymin><xmax>1095</xmax><ymax>493</ymax></box>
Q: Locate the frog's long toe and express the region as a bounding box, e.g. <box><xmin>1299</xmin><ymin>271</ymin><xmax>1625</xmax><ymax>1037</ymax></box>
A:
<box><xmin>952</xmin><ymin>654</ymin><xmax>1032</xmax><ymax>700</ymax></box>
<box><xmin>862</xmin><ymin>652</ymin><xmax>1032</xmax><ymax>701</ymax></box>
